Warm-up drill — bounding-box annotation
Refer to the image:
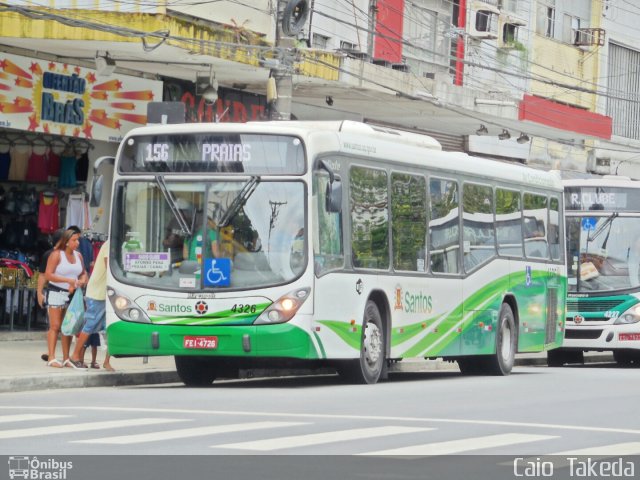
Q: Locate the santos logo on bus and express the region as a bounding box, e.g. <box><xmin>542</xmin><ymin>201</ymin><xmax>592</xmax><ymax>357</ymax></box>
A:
<box><xmin>147</xmin><ymin>301</ymin><xmax>191</xmax><ymax>314</ymax></box>
<box><xmin>394</xmin><ymin>286</ymin><xmax>433</xmax><ymax>314</ymax></box>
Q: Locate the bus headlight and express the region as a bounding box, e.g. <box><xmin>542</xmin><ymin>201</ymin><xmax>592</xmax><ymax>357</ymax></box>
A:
<box><xmin>107</xmin><ymin>287</ymin><xmax>151</xmax><ymax>323</ymax></box>
<box><xmin>614</xmin><ymin>305</ymin><xmax>640</xmax><ymax>325</ymax></box>
<box><xmin>254</xmin><ymin>288</ymin><xmax>310</xmax><ymax>325</ymax></box>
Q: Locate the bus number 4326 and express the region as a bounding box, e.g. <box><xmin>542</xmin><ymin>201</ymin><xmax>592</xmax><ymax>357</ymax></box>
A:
<box><xmin>231</xmin><ymin>304</ymin><xmax>257</xmax><ymax>314</ymax></box>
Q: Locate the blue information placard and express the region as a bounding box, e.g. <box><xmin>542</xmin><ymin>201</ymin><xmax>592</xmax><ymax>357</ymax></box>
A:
<box><xmin>203</xmin><ymin>258</ymin><xmax>231</xmax><ymax>287</ymax></box>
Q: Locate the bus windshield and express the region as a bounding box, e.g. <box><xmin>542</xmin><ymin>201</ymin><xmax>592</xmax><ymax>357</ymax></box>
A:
<box><xmin>567</xmin><ymin>215</ymin><xmax>640</xmax><ymax>293</ymax></box>
<box><xmin>111</xmin><ymin>179</ymin><xmax>306</xmax><ymax>290</ymax></box>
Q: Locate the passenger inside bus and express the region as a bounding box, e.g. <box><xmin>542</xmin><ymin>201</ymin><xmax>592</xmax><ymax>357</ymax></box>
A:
<box><xmin>183</xmin><ymin>212</ymin><xmax>220</xmax><ymax>262</ymax></box>
<box><xmin>163</xmin><ymin>198</ymin><xmax>193</xmax><ymax>263</ymax></box>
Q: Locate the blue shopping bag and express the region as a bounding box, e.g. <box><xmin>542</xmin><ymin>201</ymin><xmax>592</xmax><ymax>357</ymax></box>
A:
<box><xmin>61</xmin><ymin>289</ymin><xmax>85</xmax><ymax>336</ymax></box>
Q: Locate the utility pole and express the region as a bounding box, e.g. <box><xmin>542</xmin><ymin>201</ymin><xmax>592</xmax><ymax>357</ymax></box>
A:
<box><xmin>367</xmin><ymin>0</ymin><xmax>377</xmax><ymax>60</ymax></box>
<box><xmin>269</xmin><ymin>0</ymin><xmax>309</xmax><ymax>120</ymax></box>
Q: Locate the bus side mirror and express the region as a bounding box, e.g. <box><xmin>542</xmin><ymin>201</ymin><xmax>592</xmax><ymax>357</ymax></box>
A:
<box><xmin>326</xmin><ymin>177</ymin><xmax>342</xmax><ymax>213</ymax></box>
<box><xmin>90</xmin><ymin>156</ymin><xmax>115</xmax><ymax>207</ymax></box>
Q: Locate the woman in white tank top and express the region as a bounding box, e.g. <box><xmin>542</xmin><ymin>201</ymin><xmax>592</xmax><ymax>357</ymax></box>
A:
<box><xmin>44</xmin><ymin>228</ymin><xmax>88</xmax><ymax>368</ymax></box>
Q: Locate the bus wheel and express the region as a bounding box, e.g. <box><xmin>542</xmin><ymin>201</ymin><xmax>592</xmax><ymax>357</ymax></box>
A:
<box><xmin>338</xmin><ymin>301</ymin><xmax>385</xmax><ymax>384</ymax></box>
<box><xmin>175</xmin><ymin>356</ymin><xmax>217</xmax><ymax>386</ymax></box>
<box><xmin>486</xmin><ymin>303</ymin><xmax>516</xmax><ymax>375</ymax></box>
<box><xmin>614</xmin><ymin>350</ymin><xmax>640</xmax><ymax>366</ymax></box>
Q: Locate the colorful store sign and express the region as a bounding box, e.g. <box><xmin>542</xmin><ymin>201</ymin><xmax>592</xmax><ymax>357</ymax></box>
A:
<box><xmin>163</xmin><ymin>78</ymin><xmax>267</xmax><ymax>123</ymax></box>
<box><xmin>0</xmin><ymin>52</ymin><xmax>163</xmax><ymax>142</ymax></box>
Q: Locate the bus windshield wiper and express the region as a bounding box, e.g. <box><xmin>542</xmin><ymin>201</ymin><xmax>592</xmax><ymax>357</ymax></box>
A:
<box><xmin>218</xmin><ymin>176</ymin><xmax>260</xmax><ymax>227</ymax></box>
<box><xmin>586</xmin><ymin>212</ymin><xmax>619</xmax><ymax>246</ymax></box>
<box><xmin>155</xmin><ymin>176</ymin><xmax>192</xmax><ymax>236</ymax></box>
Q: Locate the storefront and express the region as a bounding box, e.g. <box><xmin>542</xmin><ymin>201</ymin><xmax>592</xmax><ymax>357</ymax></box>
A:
<box><xmin>0</xmin><ymin>51</ymin><xmax>162</xmax><ymax>331</ymax></box>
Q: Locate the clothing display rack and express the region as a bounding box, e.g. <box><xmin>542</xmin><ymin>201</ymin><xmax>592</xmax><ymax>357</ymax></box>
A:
<box><xmin>0</xmin><ymin>130</ymin><xmax>96</xmax><ymax>331</ymax></box>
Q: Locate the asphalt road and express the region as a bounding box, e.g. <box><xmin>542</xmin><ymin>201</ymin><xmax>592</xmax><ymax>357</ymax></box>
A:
<box><xmin>1</xmin><ymin>363</ymin><xmax>639</xmax><ymax>455</ymax></box>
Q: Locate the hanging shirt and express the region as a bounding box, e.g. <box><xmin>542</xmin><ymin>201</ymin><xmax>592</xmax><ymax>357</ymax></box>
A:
<box><xmin>38</xmin><ymin>191</ymin><xmax>60</xmax><ymax>234</ymax></box>
<box><xmin>65</xmin><ymin>193</ymin><xmax>85</xmax><ymax>230</ymax></box>
<box><xmin>26</xmin><ymin>152</ymin><xmax>49</xmax><ymax>182</ymax></box>
<box><xmin>48</xmin><ymin>151</ymin><xmax>61</xmax><ymax>180</ymax></box>
<box><xmin>0</xmin><ymin>151</ymin><xmax>11</xmax><ymax>181</ymax></box>
<box><xmin>76</xmin><ymin>152</ymin><xmax>89</xmax><ymax>183</ymax></box>
<box><xmin>58</xmin><ymin>155</ymin><xmax>77</xmax><ymax>188</ymax></box>
<box><xmin>8</xmin><ymin>147</ymin><xmax>30</xmax><ymax>181</ymax></box>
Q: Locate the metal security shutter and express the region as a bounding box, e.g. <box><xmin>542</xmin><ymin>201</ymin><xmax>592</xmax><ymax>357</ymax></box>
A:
<box><xmin>365</xmin><ymin>121</ymin><xmax>465</xmax><ymax>152</ymax></box>
<box><xmin>607</xmin><ymin>42</ymin><xmax>640</xmax><ymax>140</ymax></box>
<box><xmin>426</xmin><ymin>131</ymin><xmax>465</xmax><ymax>152</ymax></box>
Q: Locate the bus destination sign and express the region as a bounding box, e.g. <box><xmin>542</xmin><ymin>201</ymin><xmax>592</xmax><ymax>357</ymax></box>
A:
<box><xmin>121</xmin><ymin>133</ymin><xmax>305</xmax><ymax>174</ymax></box>
<box><xmin>565</xmin><ymin>187</ymin><xmax>633</xmax><ymax>211</ymax></box>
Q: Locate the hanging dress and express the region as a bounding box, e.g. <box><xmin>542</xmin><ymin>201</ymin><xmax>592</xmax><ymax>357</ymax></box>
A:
<box><xmin>47</xmin><ymin>151</ymin><xmax>61</xmax><ymax>181</ymax></box>
<box><xmin>65</xmin><ymin>193</ymin><xmax>85</xmax><ymax>230</ymax></box>
<box><xmin>8</xmin><ymin>147</ymin><xmax>30</xmax><ymax>181</ymax></box>
<box><xmin>76</xmin><ymin>152</ymin><xmax>89</xmax><ymax>182</ymax></box>
<box><xmin>0</xmin><ymin>150</ymin><xmax>11</xmax><ymax>181</ymax></box>
<box><xmin>58</xmin><ymin>155</ymin><xmax>77</xmax><ymax>188</ymax></box>
<box><xmin>26</xmin><ymin>152</ymin><xmax>49</xmax><ymax>182</ymax></box>
<box><xmin>38</xmin><ymin>191</ymin><xmax>60</xmax><ymax>234</ymax></box>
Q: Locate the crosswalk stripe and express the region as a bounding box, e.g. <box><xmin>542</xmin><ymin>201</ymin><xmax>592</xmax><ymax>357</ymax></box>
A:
<box><xmin>0</xmin><ymin>414</ymin><xmax>69</xmax><ymax>424</ymax></box>
<box><xmin>0</xmin><ymin>418</ymin><xmax>186</xmax><ymax>440</ymax></box>
<box><xmin>74</xmin><ymin>421</ymin><xmax>308</xmax><ymax>444</ymax></box>
<box><xmin>215</xmin><ymin>426</ymin><xmax>434</xmax><ymax>451</ymax></box>
<box><xmin>360</xmin><ymin>433</ymin><xmax>558</xmax><ymax>457</ymax></box>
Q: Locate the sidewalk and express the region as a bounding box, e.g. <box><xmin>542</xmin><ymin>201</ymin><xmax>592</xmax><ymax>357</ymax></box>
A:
<box><xmin>0</xmin><ymin>332</ymin><xmax>178</xmax><ymax>393</ymax></box>
<box><xmin>0</xmin><ymin>332</ymin><xmax>614</xmax><ymax>393</ymax></box>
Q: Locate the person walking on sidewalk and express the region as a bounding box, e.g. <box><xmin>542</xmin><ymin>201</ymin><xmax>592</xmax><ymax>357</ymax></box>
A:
<box><xmin>69</xmin><ymin>241</ymin><xmax>114</xmax><ymax>371</ymax></box>
<box><xmin>44</xmin><ymin>228</ymin><xmax>88</xmax><ymax>368</ymax></box>
<box><xmin>39</xmin><ymin>226</ymin><xmax>81</xmax><ymax>363</ymax></box>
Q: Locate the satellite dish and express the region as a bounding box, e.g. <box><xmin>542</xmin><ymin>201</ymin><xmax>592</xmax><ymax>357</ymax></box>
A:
<box><xmin>282</xmin><ymin>0</ymin><xmax>309</xmax><ymax>37</ymax></box>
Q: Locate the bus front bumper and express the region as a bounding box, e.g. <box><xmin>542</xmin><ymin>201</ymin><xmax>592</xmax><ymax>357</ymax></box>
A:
<box><xmin>106</xmin><ymin>320</ymin><xmax>319</xmax><ymax>359</ymax></box>
<box><xmin>563</xmin><ymin>324</ymin><xmax>640</xmax><ymax>351</ymax></box>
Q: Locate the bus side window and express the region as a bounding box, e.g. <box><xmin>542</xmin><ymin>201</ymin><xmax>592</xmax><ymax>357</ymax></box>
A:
<box><xmin>313</xmin><ymin>171</ymin><xmax>344</xmax><ymax>274</ymax></box>
<box><xmin>523</xmin><ymin>193</ymin><xmax>549</xmax><ymax>259</ymax></box>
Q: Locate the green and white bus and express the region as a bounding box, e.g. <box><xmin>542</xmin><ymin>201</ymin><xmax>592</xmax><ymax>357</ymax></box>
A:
<box><xmin>549</xmin><ymin>176</ymin><xmax>640</xmax><ymax>366</ymax></box>
<box><xmin>105</xmin><ymin>121</ymin><xmax>566</xmax><ymax>385</ymax></box>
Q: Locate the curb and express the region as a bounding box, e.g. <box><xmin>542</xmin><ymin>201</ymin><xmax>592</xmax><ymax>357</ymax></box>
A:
<box><xmin>514</xmin><ymin>353</ymin><xmax>614</xmax><ymax>367</ymax></box>
<box><xmin>0</xmin><ymin>370</ymin><xmax>180</xmax><ymax>394</ymax></box>
<box><xmin>0</xmin><ymin>354</ymin><xmax>616</xmax><ymax>393</ymax></box>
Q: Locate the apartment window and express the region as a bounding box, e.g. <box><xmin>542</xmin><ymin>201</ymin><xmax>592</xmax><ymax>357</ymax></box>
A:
<box><xmin>563</xmin><ymin>14</ymin><xmax>580</xmax><ymax>44</ymax></box>
<box><xmin>476</xmin><ymin>10</ymin><xmax>497</xmax><ymax>33</ymax></box>
<box><xmin>340</xmin><ymin>41</ymin><xmax>357</xmax><ymax>51</ymax></box>
<box><xmin>503</xmin><ymin>23</ymin><xmax>519</xmax><ymax>44</ymax></box>
<box><xmin>403</xmin><ymin>3</ymin><xmax>451</xmax><ymax>71</ymax></box>
<box><xmin>546</xmin><ymin>7</ymin><xmax>555</xmax><ymax>37</ymax></box>
<box><xmin>312</xmin><ymin>33</ymin><xmax>329</xmax><ymax>50</ymax></box>
<box><xmin>536</xmin><ymin>2</ymin><xmax>555</xmax><ymax>38</ymax></box>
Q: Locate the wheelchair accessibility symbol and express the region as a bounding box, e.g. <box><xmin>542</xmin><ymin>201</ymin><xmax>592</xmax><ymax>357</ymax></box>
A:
<box><xmin>204</xmin><ymin>258</ymin><xmax>231</xmax><ymax>287</ymax></box>
<box><xmin>525</xmin><ymin>265</ymin><xmax>532</xmax><ymax>287</ymax></box>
